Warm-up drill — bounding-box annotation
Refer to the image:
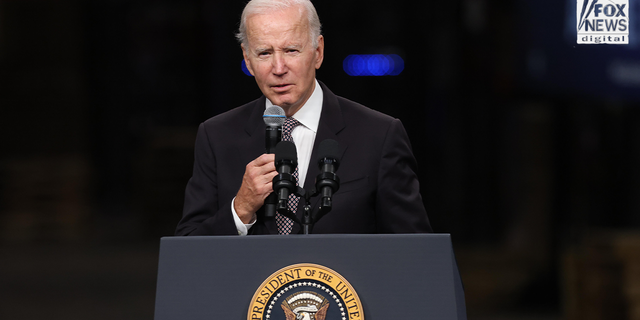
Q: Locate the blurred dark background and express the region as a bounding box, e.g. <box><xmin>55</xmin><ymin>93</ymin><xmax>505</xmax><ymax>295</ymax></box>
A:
<box><xmin>1</xmin><ymin>0</ymin><xmax>640</xmax><ymax>319</ymax></box>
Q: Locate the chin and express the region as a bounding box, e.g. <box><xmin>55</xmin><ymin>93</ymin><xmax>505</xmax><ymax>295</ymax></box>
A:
<box><xmin>270</xmin><ymin>100</ymin><xmax>288</xmax><ymax>108</ymax></box>
<box><xmin>270</xmin><ymin>98</ymin><xmax>294</xmax><ymax>108</ymax></box>
<box><xmin>269</xmin><ymin>92</ymin><xmax>296</xmax><ymax>105</ymax></box>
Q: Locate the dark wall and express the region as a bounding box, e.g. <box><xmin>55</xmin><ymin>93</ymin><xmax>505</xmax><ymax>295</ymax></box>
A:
<box><xmin>2</xmin><ymin>0</ymin><xmax>640</xmax><ymax>319</ymax></box>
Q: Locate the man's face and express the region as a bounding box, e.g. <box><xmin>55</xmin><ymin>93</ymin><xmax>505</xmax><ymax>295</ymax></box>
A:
<box><xmin>242</xmin><ymin>6</ymin><xmax>324</xmax><ymax>116</ymax></box>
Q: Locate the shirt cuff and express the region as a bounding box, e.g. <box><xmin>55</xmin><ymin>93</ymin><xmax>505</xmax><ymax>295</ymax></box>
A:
<box><xmin>231</xmin><ymin>197</ymin><xmax>256</xmax><ymax>236</ymax></box>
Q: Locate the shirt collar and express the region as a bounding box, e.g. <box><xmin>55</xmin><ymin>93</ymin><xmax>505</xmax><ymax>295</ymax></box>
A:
<box><xmin>265</xmin><ymin>79</ymin><xmax>323</xmax><ymax>133</ymax></box>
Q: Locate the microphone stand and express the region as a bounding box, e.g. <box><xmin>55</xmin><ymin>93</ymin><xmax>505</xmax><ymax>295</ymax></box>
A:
<box><xmin>273</xmin><ymin>161</ymin><xmax>339</xmax><ymax>234</ymax></box>
<box><xmin>296</xmin><ymin>187</ymin><xmax>333</xmax><ymax>235</ymax></box>
<box><xmin>302</xmin><ymin>196</ymin><xmax>313</xmax><ymax>235</ymax></box>
<box><xmin>294</xmin><ymin>192</ymin><xmax>316</xmax><ymax>235</ymax></box>
<box><xmin>276</xmin><ymin>186</ymin><xmax>326</xmax><ymax>235</ymax></box>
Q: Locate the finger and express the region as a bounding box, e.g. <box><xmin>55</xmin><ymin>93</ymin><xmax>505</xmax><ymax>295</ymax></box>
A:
<box><xmin>255</xmin><ymin>170</ymin><xmax>279</xmax><ymax>190</ymax></box>
<box><xmin>252</xmin><ymin>153</ymin><xmax>275</xmax><ymax>167</ymax></box>
<box><xmin>263</xmin><ymin>181</ymin><xmax>274</xmax><ymax>196</ymax></box>
<box><xmin>246</xmin><ymin>160</ymin><xmax>275</xmax><ymax>179</ymax></box>
<box><xmin>266</xmin><ymin>170</ymin><xmax>279</xmax><ymax>180</ymax></box>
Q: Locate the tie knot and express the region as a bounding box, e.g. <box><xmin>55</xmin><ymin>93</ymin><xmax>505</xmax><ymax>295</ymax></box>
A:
<box><xmin>282</xmin><ymin>117</ymin><xmax>301</xmax><ymax>140</ymax></box>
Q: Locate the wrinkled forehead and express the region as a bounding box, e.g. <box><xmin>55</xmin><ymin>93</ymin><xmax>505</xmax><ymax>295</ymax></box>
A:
<box><xmin>245</xmin><ymin>6</ymin><xmax>311</xmax><ymax>47</ymax></box>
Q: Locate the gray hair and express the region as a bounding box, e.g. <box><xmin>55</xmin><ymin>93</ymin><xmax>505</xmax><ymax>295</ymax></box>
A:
<box><xmin>236</xmin><ymin>0</ymin><xmax>322</xmax><ymax>49</ymax></box>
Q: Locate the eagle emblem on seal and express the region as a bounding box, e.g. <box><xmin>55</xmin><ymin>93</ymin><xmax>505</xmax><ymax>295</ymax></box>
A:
<box><xmin>280</xmin><ymin>291</ymin><xmax>329</xmax><ymax>320</ymax></box>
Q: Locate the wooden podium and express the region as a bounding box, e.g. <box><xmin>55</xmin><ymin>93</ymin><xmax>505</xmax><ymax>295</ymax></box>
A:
<box><xmin>154</xmin><ymin>234</ymin><xmax>466</xmax><ymax>319</ymax></box>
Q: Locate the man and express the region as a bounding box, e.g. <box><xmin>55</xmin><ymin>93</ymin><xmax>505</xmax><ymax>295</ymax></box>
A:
<box><xmin>176</xmin><ymin>0</ymin><xmax>431</xmax><ymax>235</ymax></box>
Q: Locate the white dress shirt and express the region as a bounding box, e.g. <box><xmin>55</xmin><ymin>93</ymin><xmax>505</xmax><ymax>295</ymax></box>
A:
<box><xmin>232</xmin><ymin>80</ymin><xmax>324</xmax><ymax>235</ymax></box>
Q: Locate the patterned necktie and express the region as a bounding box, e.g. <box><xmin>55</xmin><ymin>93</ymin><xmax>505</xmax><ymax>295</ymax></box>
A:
<box><xmin>276</xmin><ymin>117</ymin><xmax>301</xmax><ymax>234</ymax></box>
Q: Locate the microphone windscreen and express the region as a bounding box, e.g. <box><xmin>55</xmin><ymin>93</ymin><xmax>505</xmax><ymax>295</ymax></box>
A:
<box><xmin>263</xmin><ymin>106</ymin><xmax>286</xmax><ymax>127</ymax></box>
<box><xmin>316</xmin><ymin>139</ymin><xmax>341</xmax><ymax>163</ymax></box>
<box><xmin>275</xmin><ymin>141</ymin><xmax>297</xmax><ymax>163</ymax></box>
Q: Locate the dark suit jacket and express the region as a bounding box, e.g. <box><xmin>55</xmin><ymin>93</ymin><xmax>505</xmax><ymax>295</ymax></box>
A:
<box><xmin>176</xmin><ymin>82</ymin><xmax>431</xmax><ymax>235</ymax></box>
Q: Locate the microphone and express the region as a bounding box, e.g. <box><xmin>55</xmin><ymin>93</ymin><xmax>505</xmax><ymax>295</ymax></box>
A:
<box><xmin>263</xmin><ymin>106</ymin><xmax>286</xmax><ymax>153</ymax></box>
<box><xmin>273</xmin><ymin>141</ymin><xmax>298</xmax><ymax>212</ymax></box>
<box><xmin>315</xmin><ymin>139</ymin><xmax>340</xmax><ymax>210</ymax></box>
<box><xmin>263</xmin><ymin>106</ymin><xmax>285</xmax><ymax>217</ymax></box>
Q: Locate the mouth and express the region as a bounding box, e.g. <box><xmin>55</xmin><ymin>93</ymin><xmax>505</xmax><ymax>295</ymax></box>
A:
<box><xmin>271</xmin><ymin>83</ymin><xmax>292</xmax><ymax>92</ymax></box>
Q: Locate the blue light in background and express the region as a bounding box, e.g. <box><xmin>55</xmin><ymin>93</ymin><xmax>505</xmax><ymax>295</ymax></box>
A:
<box><xmin>242</xmin><ymin>55</ymin><xmax>404</xmax><ymax>77</ymax></box>
<box><xmin>343</xmin><ymin>54</ymin><xmax>404</xmax><ymax>76</ymax></box>
<box><xmin>241</xmin><ymin>60</ymin><xmax>253</xmax><ymax>76</ymax></box>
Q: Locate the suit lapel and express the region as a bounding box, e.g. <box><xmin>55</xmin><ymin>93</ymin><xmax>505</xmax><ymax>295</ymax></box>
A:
<box><xmin>292</xmin><ymin>82</ymin><xmax>347</xmax><ymax>233</ymax></box>
<box><xmin>244</xmin><ymin>96</ymin><xmax>267</xmax><ymax>137</ymax></box>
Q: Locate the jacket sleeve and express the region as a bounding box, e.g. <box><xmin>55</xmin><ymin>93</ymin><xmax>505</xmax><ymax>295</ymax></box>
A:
<box><xmin>375</xmin><ymin>118</ymin><xmax>432</xmax><ymax>233</ymax></box>
<box><xmin>175</xmin><ymin>123</ymin><xmax>239</xmax><ymax>236</ymax></box>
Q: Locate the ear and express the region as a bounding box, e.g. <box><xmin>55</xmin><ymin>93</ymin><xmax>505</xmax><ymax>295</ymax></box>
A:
<box><xmin>314</xmin><ymin>35</ymin><xmax>324</xmax><ymax>69</ymax></box>
<box><xmin>241</xmin><ymin>44</ymin><xmax>255</xmax><ymax>76</ymax></box>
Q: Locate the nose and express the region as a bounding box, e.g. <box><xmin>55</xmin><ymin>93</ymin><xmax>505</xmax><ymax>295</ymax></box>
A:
<box><xmin>272</xmin><ymin>52</ymin><xmax>287</xmax><ymax>76</ymax></box>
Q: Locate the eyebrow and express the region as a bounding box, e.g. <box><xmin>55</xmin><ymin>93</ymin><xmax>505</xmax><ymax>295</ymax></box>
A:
<box><xmin>253</xmin><ymin>44</ymin><xmax>304</xmax><ymax>54</ymax></box>
<box><xmin>284</xmin><ymin>44</ymin><xmax>303</xmax><ymax>51</ymax></box>
<box><xmin>254</xmin><ymin>47</ymin><xmax>271</xmax><ymax>54</ymax></box>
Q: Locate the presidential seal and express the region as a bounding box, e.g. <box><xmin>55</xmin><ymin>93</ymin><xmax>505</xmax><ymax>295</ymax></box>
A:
<box><xmin>247</xmin><ymin>263</ymin><xmax>364</xmax><ymax>320</ymax></box>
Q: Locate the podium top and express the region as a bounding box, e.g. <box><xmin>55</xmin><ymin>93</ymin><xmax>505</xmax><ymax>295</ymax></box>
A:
<box><xmin>155</xmin><ymin>233</ymin><xmax>466</xmax><ymax>320</ymax></box>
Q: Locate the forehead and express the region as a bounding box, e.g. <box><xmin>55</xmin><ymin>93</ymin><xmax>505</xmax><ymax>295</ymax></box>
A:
<box><xmin>245</xmin><ymin>6</ymin><xmax>310</xmax><ymax>47</ymax></box>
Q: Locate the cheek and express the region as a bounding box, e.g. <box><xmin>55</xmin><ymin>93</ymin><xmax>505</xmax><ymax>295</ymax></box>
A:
<box><xmin>289</xmin><ymin>58</ymin><xmax>312</xmax><ymax>75</ymax></box>
<box><xmin>251</xmin><ymin>63</ymin><xmax>272</xmax><ymax>81</ymax></box>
